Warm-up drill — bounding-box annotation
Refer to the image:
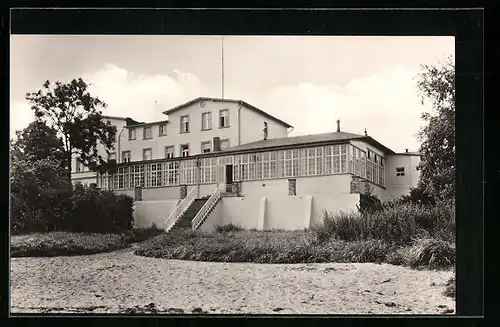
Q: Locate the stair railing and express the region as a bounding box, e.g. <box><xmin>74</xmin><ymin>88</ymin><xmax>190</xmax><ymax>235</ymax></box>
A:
<box><xmin>192</xmin><ymin>184</ymin><xmax>224</xmax><ymax>230</ymax></box>
<box><xmin>164</xmin><ymin>187</ymin><xmax>197</xmax><ymax>232</ymax></box>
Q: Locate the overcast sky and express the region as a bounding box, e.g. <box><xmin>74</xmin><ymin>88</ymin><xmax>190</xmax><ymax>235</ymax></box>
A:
<box><xmin>10</xmin><ymin>35</ymin><xmax>454</xmax><ymax>152</ymax></box>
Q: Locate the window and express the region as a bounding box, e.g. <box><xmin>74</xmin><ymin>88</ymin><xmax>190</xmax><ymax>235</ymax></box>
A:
<box><xmin>130</xmin><ymin>165</ymin><xmax>145</xmax><ymax>187</ymax></box>
<box><xmin>128</xmin><ymin>128</ymin><xmax>136</xmax><ymax>140</ymax></box>
<box><xmin>201</xmin><ymin>112</ymin><xmax>212</xmax><ymax>130</ymax></box>
<box><xmin>145</xmin><ymin>163</ymin><xmax>162</xmax><ymax>187</ymax></box>
<box><xmin>159</xmin><ymin>123</ymin><xmax>167</xmax><ymax>136</ymax></box>
<box><xmin>165</xmin><ymin>146</ymin><xmax>174</xmax><ymax>159</ymax></box>
<box><xmin>143</xmin><ymin>126</ymin><xmax>153</xmax><ymax>139</ymax></box>
<box><xmin>200</xmin><ymin>158</ymin><xmax>218</xmax><ymax>184</ymax></box>
<box><xmin>143</xmin><ymin>148</ymin><xmax>152</xmax><ymax>161</ymax></box>
<box><xmin>220</xmin><ymin>139</ymin><xmax>230</xmax><ymax>150</ymax></box>
<box><xmin>280</xmin><ymin>149</ymin><xmax>300</xmax><ymax>178</ymax></box>
<box><xmin>180</xmin><ymin>115</ymin><xmax>190</xmax><ymax>133</ymax></box>
<box><xmin>181</xmin><ymin>144</ymin><xmax>189</xmax><ymax>157</ymax></box>
<box><xmin>201</xmin><ymin>141</ymin><xmax>211</xmax><ymax>153</ymax></box>
<box><xmin>180</xmin><ymin>159</ymin><xmax>197</xmax><ymax>184</ymax></box>
<box><xmin>396</xmin><ymin>167</ymin><xmax>405</xmax><ymax>176</ymax></box>
<box><xmin>301</xmin><ymin>147</ymin><xmax>323</xmax><ymax>176</ymax></box>
<box><xmin>219</xmin><ymin>109</ymin><xmax>229</xmax><ymax>128</ymax></box>
<box><xmin>75</xmin><ymin>158</ymin><xmax>82</xmax><ymax>172</ymax></box>
<box><xmin>122</xmin><ymin>151</ymin><xmax>131</xmax><ymax>163</ymax></box>
<box><xmin>163</xmin><ymin>161</ymin><xmax>180</xmax><ymax>186</ymax></box>
<box><xmin>108</xmin><ymin>152</ymin><xmax>116</xmax><ymax>161</ymax></box>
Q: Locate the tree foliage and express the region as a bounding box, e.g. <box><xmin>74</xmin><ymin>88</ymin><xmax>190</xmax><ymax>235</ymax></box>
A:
<box><xmin>25</xmin><ymin>78</ymin><xmax>117</xmax><ymax>179</ymax></box>
<box><xmin>416</xmin><ymin>56</ymin><xmax>455</xmax><ymax>201</ymax></box>
<box><xmin>11</xmin><ymin>120</ymin><xmax>66</xmax><ymax>166</ymax></box>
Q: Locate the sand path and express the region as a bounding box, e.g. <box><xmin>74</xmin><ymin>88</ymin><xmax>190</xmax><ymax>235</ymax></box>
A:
<box><xmin>10</xmin><ymin>246</ymin><xmax>455</xmax><ymax>315</ymax></box>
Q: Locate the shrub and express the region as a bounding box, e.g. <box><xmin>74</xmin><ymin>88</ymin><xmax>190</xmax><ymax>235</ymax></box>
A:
<box><xmin>10</xmin><ymin>156</ymin><xmax>73</xmax><ymax>235</ymax></box>
<box><xmin>400</xmin><ymin>238</ymin><xmax>455</xmax><ymax>270</ymax></box>
<box><xmin>69</xmin><ymin>183</ymin><xmax>134</xmax><ymax>234</ymax></box>
<box><xmin>316</xmin><ymin>201</ymin><xmax>455</xmax><ymax>245</ymax></box>
<box><xmin>214</xmin><ymin>223</ymin><xmax>243</xmax><ymax>233</ymax></box>
<box><xmin>124</xmin><ymin>223</ymin><xmax>164</xmax><ymax>244</ymax></box>
<box><xmin>10</xmin><ymin>232</ymin><xmax>127</xmax><ymax>257</ymax></box>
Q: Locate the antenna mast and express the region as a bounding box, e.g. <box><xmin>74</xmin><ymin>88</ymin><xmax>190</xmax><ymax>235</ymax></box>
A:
<box><xmin>221</xmin><ymin>36</ymin><xmax>224</xmax><ymax>99</ymax></box>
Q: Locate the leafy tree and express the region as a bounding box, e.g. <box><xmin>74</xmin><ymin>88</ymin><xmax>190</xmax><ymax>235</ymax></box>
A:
<box><xmin>25</xmin><ymin>78</ymin><xmax>117</xmax><ymax>180</ymax></box>
<box><xmin>416</xmin><ymin>56</ymin><xmax>455</xmax><ymax>201</ymax></box>
<box><xmin>11</xmin><ymin>120</ymin><xmax>66</xmax><ymax>165</ymax></box>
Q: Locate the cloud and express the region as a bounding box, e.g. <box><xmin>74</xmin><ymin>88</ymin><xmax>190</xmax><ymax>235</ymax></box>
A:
<box><xmin>9</xmin><ymin>64</ymin><xmax>207</xmax><ymax>137</ymax></box>
<box><xmin>256</xmin><ymin>64</ymin><xmax>434</xmax><ymax>153</ymax></box>
<box><xmin>82</xmin><ymin>64</ymin><xmax>206</xmax><ymax>121</ymax></box>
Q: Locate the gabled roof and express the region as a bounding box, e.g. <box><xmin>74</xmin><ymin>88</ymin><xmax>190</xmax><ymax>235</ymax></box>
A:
<box><xmin>222</xmin><ymin>131</ymin><xmax>396</xmax><ymax>155</ymax></box>
<box><xmin>102</xmin><ymin>115</ymin><xmax>128</xmax><ymax>121</ymax></box>
<box><xmin>162</xmin><ymin>97</ymin><xmax>293</xmax><ymax>128</ymax></box>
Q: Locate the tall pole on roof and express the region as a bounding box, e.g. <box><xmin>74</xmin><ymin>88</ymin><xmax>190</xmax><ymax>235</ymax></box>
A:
<box><xmin>221</xmin><ymin>36</ymin><xmax>224</xmax><ymax>99</ymax></box>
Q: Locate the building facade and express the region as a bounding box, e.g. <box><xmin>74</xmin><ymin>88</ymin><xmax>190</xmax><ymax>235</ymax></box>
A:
<box><xmin>71</xmin><ymin>97</ymin><xmax>421</xmax><ymax>231</ymax></box>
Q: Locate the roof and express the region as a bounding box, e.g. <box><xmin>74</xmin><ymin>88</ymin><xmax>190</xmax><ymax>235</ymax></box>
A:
<box><xmin>396</xmin><ymin>151</ymin><xmax>421</xmax><ymax>156</ymax></box>
<box><xmin>126</xmin><ymin>119</ymin><xmax>169</xmax><ymax>128</ymax></box>
<box><xmin>102</xmin><ymin>115</ymin><xmax>128</xmax><ymax>121</ymax></box>
<box><xmin>162</xmin><ymin>97</ymin><xmax>293</xmax><ymax>128</ymax></box>
<box><xmin>221</xmin><ymin>131</ymin><xmax>396</xmax><ymax>155</ymax></box>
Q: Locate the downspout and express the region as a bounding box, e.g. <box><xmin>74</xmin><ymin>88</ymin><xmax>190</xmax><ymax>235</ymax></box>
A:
<box><xmin>237</xmin><ymin>101</ymin><xmax>242</xmax><ymax>145</ymax></box>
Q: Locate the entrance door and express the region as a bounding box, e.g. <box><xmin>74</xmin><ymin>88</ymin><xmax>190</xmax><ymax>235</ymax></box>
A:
<box><xmin>225</xmin><ymin>164</ymin><xmax>233</xmax><ymax>192</ymax></box>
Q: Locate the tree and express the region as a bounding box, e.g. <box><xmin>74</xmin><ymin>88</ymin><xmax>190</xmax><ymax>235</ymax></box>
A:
<box><xmin>416</xmin><ymin>56</ymin><xmax>455</xmax><ymax>201</ymax></box>
<box><xmin>11</xmin><ymin>120</ymin><xmax>66</xmax><ymax>166</ymax></box>
<box><xmin>25</xmin><ymin>78</ymin><xmax>117</xmax><ymax>180</ymax></box>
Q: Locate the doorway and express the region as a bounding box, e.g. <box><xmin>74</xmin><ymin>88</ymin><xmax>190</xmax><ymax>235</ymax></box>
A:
<box><xmin>225</xmin><ymin>164</ymin><xmax>233</xmax><ymax>192</ymax></box>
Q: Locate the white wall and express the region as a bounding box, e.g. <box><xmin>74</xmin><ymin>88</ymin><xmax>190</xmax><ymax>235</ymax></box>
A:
<box><xmin>385</xmin><ymin>154</ymin><xmax>421</xmax><ymax>200</ymax></box>
<box><xmin>200</xmin><ymin>192</ymin><xmax>360</xmax><ymax>232</ymax></box>
<box><xmin>239</xmin><ymin>103</ymin><xmax>288</xmax><ymax>145</ymax></box>
<box><xmin>133</xmin><ymin>200</ymin><xmax>180</xmax><ymax>229</ymax></box>
<box><xmin>120</xmin><ymin>100</ymin><xmax>240</xmax><ymax>162</ymax></box>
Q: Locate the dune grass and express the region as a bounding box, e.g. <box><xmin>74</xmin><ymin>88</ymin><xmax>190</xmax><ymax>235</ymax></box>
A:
<box><xmin>11</xmin><ymin>225</ymin><xmax>165</xmax><ymax>257</ymax></box>
<box><xmin>136</xmin><ymin>202</ymin><xmax>455</xmax><ymax>270</ymax></box>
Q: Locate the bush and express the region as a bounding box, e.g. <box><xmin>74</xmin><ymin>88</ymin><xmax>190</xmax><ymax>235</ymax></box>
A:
<box><xmin>124</xmin><ymin>224</ymin><xmax>164</xmax><ymax>244</ymax></box>
<box><xmin>316</xmin><ymin>201</ymin><xmax>455</xmax><ymax>245</ymax></box>
<box><xmin>10</xmin><ymin>232</ymin><xmax>127</xmax><ymax>257</ymax></box>
<box><xmin>402</xmin><ymin>238</ymin><xmax>455</xmax><ymax>270</ymax></box>
<box><xmin>214</xmin><ymin>223</ymin><xmax>243</xmax><ymax>233</ymax></box>
<box><xmin>69</xmin><ymin>183</ymin><xmax>134</xmax><ymax>234</ymax></box>
<box><xmin>10</xmin><ymin>157</ymin><xmax>73</xmax><ymax>235</ymax></box>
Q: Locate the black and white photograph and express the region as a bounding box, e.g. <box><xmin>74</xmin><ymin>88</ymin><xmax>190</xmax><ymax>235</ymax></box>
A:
<box><xmin>9</xmin><ymin>9</ymin><xmax>470</xmax><ymax>316</ymax></box>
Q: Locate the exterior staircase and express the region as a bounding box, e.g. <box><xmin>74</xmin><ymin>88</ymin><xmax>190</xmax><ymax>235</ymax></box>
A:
<box><xmin>170</xmin><ymin>197</ymin><xmax>209</xmax><ymax>231</ymax></box>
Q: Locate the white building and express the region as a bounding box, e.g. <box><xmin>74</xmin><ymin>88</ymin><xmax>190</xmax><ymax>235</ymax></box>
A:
<box><xmin>71</xmin><ymin>97</ymin><xmax>420</xmax><ymax>232</ymax></box>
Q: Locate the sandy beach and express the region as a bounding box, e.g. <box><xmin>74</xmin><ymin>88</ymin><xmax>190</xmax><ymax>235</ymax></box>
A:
<box><xmin>10</xmin><ymin>246</ymin><xmax>455</xmax><ymax>315</ymax></box>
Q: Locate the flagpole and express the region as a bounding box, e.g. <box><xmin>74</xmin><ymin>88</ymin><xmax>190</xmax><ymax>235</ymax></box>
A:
<box><xmin>221</xmin><ymin>36</ymin><xmax>224</xmax><ymax>99</ymax></box>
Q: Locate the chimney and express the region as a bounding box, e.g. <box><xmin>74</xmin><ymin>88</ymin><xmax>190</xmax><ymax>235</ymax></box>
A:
<box><xmin>405</xmin><ymin>149</ymin><xmax>408</xmax><ymax>153</ymax></box>
<box><xmin>263</xmin><ymin>122</ymin><xmax>268</xmax><ymax>140</ymax></box>
<box><xmin>364</xmin><ymin>128</ymin><xmax>368</xmax><ymax>136</ymax></box>
<box><xmin>213</xmin><ymin>137</ymin><xmax>221</xmax><ymax>152</ymax></box>
<box><xmin>336</xmin><ymin>119</ymin><xmax>341</xmax><ymax>132</ymax></box>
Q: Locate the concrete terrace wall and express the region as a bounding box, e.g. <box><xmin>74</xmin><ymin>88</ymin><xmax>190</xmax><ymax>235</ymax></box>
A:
<box><xmin>133</xmin><ymin>200</ymin><xmax>180</xmax><ymax>229</ymax></box>
<box><xmin>200</xmin><ymin>192</ymin><xmax>360</xmax><ymax>232</ymax></box>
